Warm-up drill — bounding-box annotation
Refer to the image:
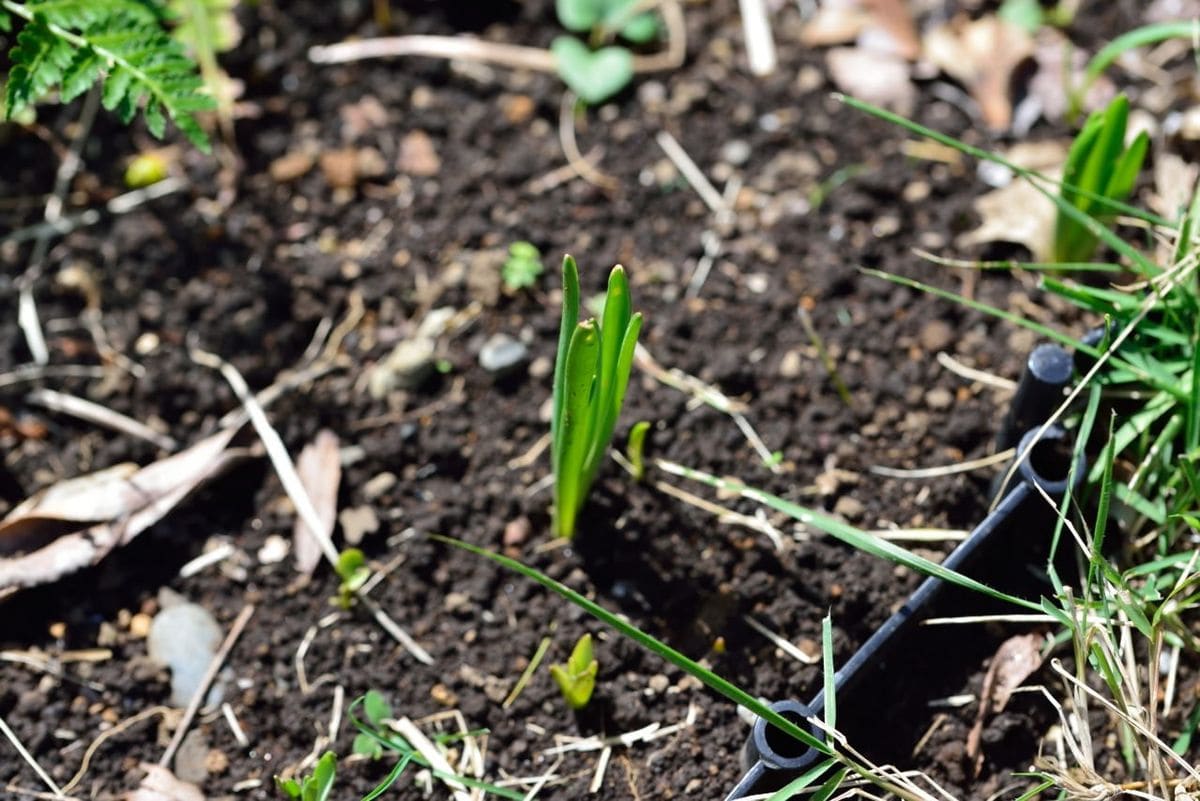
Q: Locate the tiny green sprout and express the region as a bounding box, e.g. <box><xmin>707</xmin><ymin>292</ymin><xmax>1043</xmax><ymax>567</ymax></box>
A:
<box><xmin>551</xmin><ymin>256</ymin><xmax>643</xmax><ymax>539</ymax></box>
<box><xmin>549</xmin><ymin>633</ymin><xmax>598</xmax><ymax>710</ymax></box>
<box><xmin>1053</xmin><ymin>94</ymin><xmax>1148</xmax><ymax>264</ymax></box>
<box><xmin>502</xmin><ymin>241</ymin><xmax>544</xmax><ymax>291</ymax></box>
<box><xmin>552</xmin><ymin>0</ymin><xmax>660</xmax><ymax>104</ymax></box>
<box><xmin>625</xmin><ymin>420</ymin><xmax>650</xmax><ymax>481</ymax></box>
<box><xmin>351</xmin><ymin>689</ymin><xmax>393</xmax><ymax>760</ymax></box>
<box><xmin>275</xmin><ymin>751</ymin><xmax>336</xmax><ymax>801</ymax></box>
<box><xmin>333</xmin><ymin>548</ymin><xmax>370</xmax><ymax>609</ymax></box>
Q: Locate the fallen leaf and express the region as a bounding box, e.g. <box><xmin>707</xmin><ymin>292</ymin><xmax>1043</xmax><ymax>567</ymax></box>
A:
<box><xmin>966</xmin><ymin>632</ymin><xmax>1045</xmax><ymax>770</ymax></box>
<box><xmin>0</xmin><ymin>427</ymin><xmax>248</xmax><ymax>595</ymax></box>
<box><xmin>861</xmin><ymin>0</ymin><xmax>920</xmax><ymax>60</ymax></box>
<box><xmin>923</xmin><ymin>15</ymin><xmax>1034</xmax><ymax>130</ymax></box>
<box><xmin>800</xmin><ymin>2</ymin><xmax>873</xmax><ymax>47</ymax></box>
<box><xmin>826</xmin><ymin>47</ymin><xmax>915</xmax><ymax>116</ymax></box>
<box><xmin>126</xmin><ymin>764</ymin><xmax>205</xmax><ymax>801</ymax></box>
<box><xmin>957</xmin><ymin>140</ymin><xmax>1069</xmax><ymax>260</ymax></box>
<box><xmin>293</xmin><ymin>429</ymin><xmax>340</xmax><ymax>574</ymax></box>
<box><xmin>1017</xmin><ymin>28</ymin><xmax>1116</xmax><ymax>133</ymax></box>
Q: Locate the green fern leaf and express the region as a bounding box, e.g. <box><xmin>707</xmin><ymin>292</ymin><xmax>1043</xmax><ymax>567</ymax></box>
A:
<box><xmin>0</xmin><ymin>9</ymin><xmax>13</xmax><ymax>31</ymax></box>
<box><xmin>6</xmin><ymin>18</ymin><xmax>74</xmax><ymax>115</ymax></box>
<box><xmin>59</xmin><ymin>45</ymin><xmax>102</xmax><ymax>101</ymax></box>
<box><xmin>2</xmin><ymin>0</ymin><xmax>215</xmax><ymax>150</ymax></box>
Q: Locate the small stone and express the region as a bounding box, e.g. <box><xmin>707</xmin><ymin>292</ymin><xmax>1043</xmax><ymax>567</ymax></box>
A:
<box><xmin>363</xmin><ymin>472</ymin><xmax>397</xmax><ymax>501</ymax></box>
<box><xmin>97</xmin><ymin>622</ymin><xmax>119</xmax><ymax>648</ymax></box>
<box><xmin>205</xmin><ymin>749</ymin><xmax>229</xmax><ymax>775</ymax></box>
<box><xmin>269</xmin><ymin>151</ymin><xmax>314</xmax><ymax>183</ymax></box>
<box><xmin>479</xmin><ymin>333</ymin><xmax>528</xmax><ymax>376</ymax></box>
<box><xmin>918</xmin><ymin>319</ymin><xmax>954</xmax><ymax>352</ymax></box>
<box><xmin>355</xmin><ymin>147</ymin><xmax>387</xmax><ymax>179</ymax></box>
<box><xmin>369</xmin><ymin>337</ymin><xmax>436</xmax><ymax>398</ymax></box>
<box><xmin>503</xmin><ymin>517</ymin><xmax>531</xmax><ymax>547</ymax></box>
<box><xmin>779</xmin><ymin>349</ymin><xmax>803</xmax><ymax>378</ymax></box>
<box><xmin>833</xmin><ymin>495</ymin><xmax>865</xmax><ymax>520</ymax></box>
<box><xmin>148</xmin><ymin>600</ymin><xmax>223</xmax><ymax>707</ymax></box>
<box><xmin>443</xmin><ymin>592</ymin><xmax>471</xmax><ymax>614</ymax></box>
<box><xmin>319</xmin><ymin>148</ymin><xmax>359</xmax><ymax>189</ymax></box>
<box><xmin>647</xmin><ymin>674</ymin><xmax>670</xmax><ymax>694</ymax></box>
<box><xmin>500</xmin><ymin>94</ymin><xmax>535</xmax><ymax>124</ymax></box>
<box><xmin>528</xmin><ymin>356</ymin><xmax>552</xmax><ymax>380</ymax></box>
<box><xmin>430</xmin><ymin>683</ymin><xmax>459</xmax><ymax>707</ymax></box>
<box><xmin>397</xmin><ymin>130</ymin><xmax>441</xmax><ymax>176</ymax></box>
<box><xmin>720</xmin><ymin>139</ymin><xmax>751</xmax><ymax>166</ymax></box>
<box><xmin>339</xmin><ymin>505</ymin><xmax>379</xmax><ymax>546</ymax></box>
<box><xmin>257</xmin><ymin>534</ymin><xmax>289</xmax><ymax>565</ymax></box>
<box><xmin>174</xmin><ymin>729</ymin><xmax>210</xmax><ymax>784</ymax></box>
<box><xmin>483</xmin><ymin>675</ymin><xmax>509</xmax><ymax>704</ymax></box>
<box><xmin>925</xmin><ymin>387</ymin><xmax>954</xmax><ymax>410</ymax></box>
<box><xmin>129</xmin><ymin>613</ymin><xmax>152</xmax><ymax>639</ymax></box>
<box><xmin>49</xmin><ymin>621</ymin><xmax>66</xmax><ymax>639</ymax></box>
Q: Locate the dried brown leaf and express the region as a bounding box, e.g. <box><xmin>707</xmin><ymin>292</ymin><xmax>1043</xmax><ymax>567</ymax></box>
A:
<box><xmin>0</xmin><ymin>427</ymin><xmax>247</xmax><ymax>593</ymax></box>
<box><xmin>923</xmin><ymin>15</ymin><xmax>1034</xmax><ymax>130</ymax></box>
<box><xmin>957</xmin><ymin>141</ymin><xmax>1068</xmax><ymax>260</ymax></box>
<box><xmin>800</xmin><ymin>3</ymin><xmax>872</xmax><ymax>48</ymax></box>
<box><xmin>126</xmin><ymin>764</ymin><xmax>206</xmax><ymax>801</ymax></box>
<box><xmin>826</xmin><ymin>47</ymin><xmax>915</xmax><ymax>116</ymax></box>
<box><xmin>861</xmin><ymin>0</ymin><xmax>920</xmax><ymax>60</ymax></box>
<box><xmin>967</xmin><ymin>632</ymin><xmax>1045</xmax><ymax>768</ymax></box>
<box><xmin>293</xmin><ymin>428</ymin><xmax>340</xmax><ymax>575</ymax></box>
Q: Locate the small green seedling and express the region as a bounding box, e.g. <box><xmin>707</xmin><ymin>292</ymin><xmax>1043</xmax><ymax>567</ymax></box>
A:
<box><xmin>625</xmin><ymin>420</ymin><xmax>650</xmax><ymax>481</ymax></box>
<box><xmin>552</xmin><ymin>0</ymin><xmax>659</xmax><ymax>104</ymax></box>
<box><xmin>549</xmin><ymin>633</ymin><xmax>598</xmax><ymax>710</ymax></box>
<box><xmin>351</xmin><ymin>689</ymin><xmax>393</xmax><ymax>760</ymax></box>
<box><xmin>275</xmin><ymin>751</ymin><xmax>336</xmax><ymax>801</ymax></box>
<box><xmin>502</xmin><ymin>241</ymin><xmax>544</xmax><ymax>291</ymax></box>
<box><xmin>1053</xmin><ymin>94</ymin><xmax>1148</xmax><ymax>264</ymax></box>
<box><xmin>333</xmin><ymin>548</ymin><xmax>369</xmax><ymax>609</ymax></box>
<box><xmin>551</xmin><ymin>256</ymin><xmax>643</xmax><ymax>539</ymax></box>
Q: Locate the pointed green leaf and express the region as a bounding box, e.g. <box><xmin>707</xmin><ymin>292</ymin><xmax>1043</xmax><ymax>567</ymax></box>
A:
<box><xmin>555</xmin><ymin>321</ymin><xmax>600</xmax><ymax>538</ymax></box>
<box><xmin>552</xmin><ymin>255</ymin><xmax>581</xmax><ymax>479</ymax></box>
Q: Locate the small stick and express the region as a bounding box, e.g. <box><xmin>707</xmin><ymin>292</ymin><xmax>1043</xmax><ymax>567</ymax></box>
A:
<box><xmin>391</xmin><ymin>718</ymin><xmax>471</xmax><ymax>801</ymax></box>
<box><xmin>868</xmin><ymin>448</ymin><xmax>1015</xmax><ymax>479</ymax></box>
<box><xmin>1</xmin><ymin>179</ymin><xmax>187</xmax><ymax>246</ymax></box>
<box><xmin>178</xmin><ymin>543</ymin><xmax>236</xmax><ymax>578</ymax></box>
<box><xmin>329</xmin><ymin>685</ymin><xmax>345</xmax><ymax>743</ymax></box>
<box><xmin>62</xmin><ymin>706</ymin><xmax>170</xmax><ymax>794</ymax></box>
<box><xmin>935</xmin><ymin>352</ymin><xmax>1018</xmax><ymax>391</ymax></box>
<box><xmin>559</xmin><ymin>93</ymin><xmax>617</xmax><ymax>191</ymax></box>
<box><xmin>589</xmin><ymin>745</ymin><xmax>612</xmax><ymax>794</ymax></box>
<box><xmin>742</xmin><ymin>615</ymin><xmax>818</xmax><ymax>664</ymax></box>
<box><xmin>221</xmin><ymin>703</ymin><xmax>250</xmax><ymax>748</ymax></box>
<box><xmin>0</xmin><ymin>365</ymin><xmax>107</xmax><ymax>389</ymax></box>
<box><xmin>27</xmin><ymin>388</ymin><xmax>178</xmax><ymax>450</ymax></box>
<box><xmin>737</xmin><ymin>0</ymin><xmax>777</xmax><ymax>76</ymax></box>
<box><xmin>655</xmin><ymin>130</ymin><xmax>727</xmax><ymax>215</ymax></box>
<box><xmin>0</xmin><ymin>713</ymin><xmax>62</xmax><ymax>797</ymax></box>
<box><xmin>653</xmin><ymin>478</ymin><xmax>785</xmax><ymax>549</ymax></box>
<box><xmin>160</xmin><ymin>604</ymin><xmax>255</xmax><ymax>769</ymax></box>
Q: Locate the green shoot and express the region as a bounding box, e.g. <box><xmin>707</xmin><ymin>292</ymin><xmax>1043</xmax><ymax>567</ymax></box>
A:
<box><xmin>333</xmin><ymin>548</ymin><xmax>369</xmax><ymax>609</ymax></box>
<box><xmin>552</xmin><ymin>0</ymin><xmax>658</xmax><ymax>104</ymax></box>
<box><xmin>551</xmin><ymin>256</ymin><xmax>643</xmax><ymax>539</ymax></box>
<box><xmin>1054</xmin><ymin>94</ymin><xmax>1148</xmax><ymax>264</ymax></box>
<box><xmin>548</xmin><ymin>632</ymin><xmax>598</xmax><ymax>710</ymax></box>
<box><xmin>502</xmin><ymin>241</ymin><xmax>544</xmax><ymax>291</ymax></box>
<box><xmin>1</xmin><ymin>0</ymin><xmax>216</xmax><ymax>150</ymax></box>
<box><xmin>1074</xmin><ymin>21</ymin><xmax>1200</xmax><ymax>118</ymax></box>
<box><xmin>821</xmin><ymin>613</ymin><xmax>836</xmax><ymax>740</ymax></box>
<box><xmin>275</xmin><ymin>751</ymin><xmax>336</xmax><ymax>801</ymax></box>
<box><xmin>625</xmin><ymin>420</ymin><xmax>650</xmax><ymax>481</ymax></box>
<box><xmin>352</xmin><ymin>690</ymin><xmax>393</xmax><ymax>760</ymax></box>
<box><xmin>346</xmin><ymin>694</ymin><xmax>524</xmax><ymax>800</ymax></box>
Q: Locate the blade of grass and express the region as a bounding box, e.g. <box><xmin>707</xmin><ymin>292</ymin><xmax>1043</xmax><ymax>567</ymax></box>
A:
<box><xmin>432</xmin><ymin>535</ymin><xmax>834</xmax><ymax>755</ymax></box>
<box><xmin>556</xmin><ymin>321</ymin><xmax>600</xmax><ymax>538</ymax></box>
<box><xmin>821</xmin><ymin>613</ymin><xmax>836</xmax><ymax>739</ymax></box>
<box><xmin>659</xmin><ymin>461</ymin><xmax>1043</xmax><ymax>611</ymax></box>
<box><xmin>766</xmin><ymin>758</ymin><xmax>838</xmax><ymax>801</ymax></box>
<box><xmin>552</xmin><ymin>256</ymin><xmax>581</xmax><ymax>479</ymax></box>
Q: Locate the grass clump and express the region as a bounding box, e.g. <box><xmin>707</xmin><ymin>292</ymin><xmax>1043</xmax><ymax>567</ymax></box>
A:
<box><xmin>275</xmin><ymin>751</ymin><xmax>336</xmax><ymax>801</ymax></box>
<box><xmin>1053</xmin><ymin>94</ymin><xmax>1148</xmax><ymax>264</ymax></box>
<box><xmin>551</xmin><ymin>255</ymin><xmax>642</xmax><ymax>539</ymax></box>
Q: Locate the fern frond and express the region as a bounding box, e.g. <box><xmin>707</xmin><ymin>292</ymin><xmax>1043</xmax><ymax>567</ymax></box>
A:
<box><xmin>1</xmin><ymin>0</ymin><xmax>215</xmax><ymax>151</ymax></box>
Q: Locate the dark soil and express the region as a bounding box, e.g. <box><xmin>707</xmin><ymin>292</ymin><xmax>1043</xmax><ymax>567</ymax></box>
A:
<box><xmin>0</xmin><ymin>1</ymin><xmax>1184</xmax><ymax>800</ymax></box>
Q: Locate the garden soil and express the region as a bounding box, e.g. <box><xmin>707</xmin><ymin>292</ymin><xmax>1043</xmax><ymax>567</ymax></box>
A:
<box><xmin>0</xmin><ymin>1</ymin><xmax>1181</xmax><ymax>799</ymax></box>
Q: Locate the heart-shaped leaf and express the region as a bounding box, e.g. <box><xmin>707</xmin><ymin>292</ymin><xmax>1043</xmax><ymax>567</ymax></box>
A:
<box><xmin>619</xmin><ymin>12</ymin><xmax>659</xmax><ymax>43</ymax></box>
<box><xmin>552</xmin><ymin>36</ymin><xmax>633</xmax><ymax>105</ymax></box>
<box><xmin>556</xmin><ymin>0</ymin><xmax>604</xmax><ymax>32</ymax></box>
